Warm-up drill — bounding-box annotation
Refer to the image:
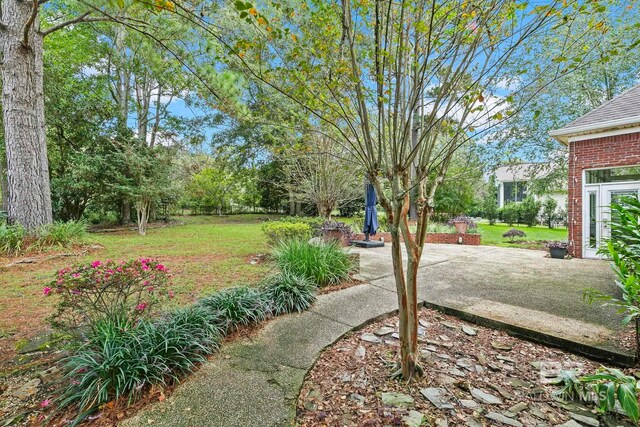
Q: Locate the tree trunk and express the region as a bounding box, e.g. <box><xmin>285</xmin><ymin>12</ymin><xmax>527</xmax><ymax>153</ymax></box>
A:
<box><xmin>121</xmin><ymin>200</ymin><xmax>131</xmax><ymax>224</ymax></box>
<box><xmin>136</xmin><ymin>197</ymin><xmax>150</xmax><ymax>236</ymax></box>
<box><xmin>389</xmin><ymin>225</ymin><xmax>421</xmax><ymax>379</ymax></box>
<box><xmin>289</xmin><ymin>190</ymin><xmax>295</xmax><ymax>216</ymax></box>
<box><xmin>1</xmin><ymin>1</ymin><xmax>53</xmax><ymax>230</ymax></box>
<box><xmin>0</xmin><ymin>155</ymin><xmax>8</xmax><ymax>212</ymax></box>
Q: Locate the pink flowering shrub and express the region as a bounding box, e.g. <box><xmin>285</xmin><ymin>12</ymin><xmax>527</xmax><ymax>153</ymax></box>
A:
<box><xmin>47</xmin><ymin>258</ymin><xmax>172</xmax><ymax>332</ymax></box>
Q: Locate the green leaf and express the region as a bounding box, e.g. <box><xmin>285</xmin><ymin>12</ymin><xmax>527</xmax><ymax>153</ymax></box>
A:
<box><xmin>617</xmin><ymin>383</ymin><xmax>639</xmax><ymax>422</ymax></box>
<box><xmin>604</xmin><ymin>382</ymin><xmax>616</xmax><ymax>411</ymax></box>
<box><xmin>235</xmin><ymin>0</ymin><xmax>249</xmax><ymax>10</ymax></box>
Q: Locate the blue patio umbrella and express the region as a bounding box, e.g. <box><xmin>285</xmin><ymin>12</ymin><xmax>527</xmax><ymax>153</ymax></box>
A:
<box><xmin>363</xmin><ymin>183</ymin><xmax>378</xmax><ymax>239</ymax></box>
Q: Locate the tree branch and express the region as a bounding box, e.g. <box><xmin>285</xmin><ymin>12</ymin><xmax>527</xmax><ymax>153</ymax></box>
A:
<box><xmin>21</xmin><ymin>0</ymin><xmax>39</xmax><ymax>48</ymax></box>
<box><xmin>40</xmin><ymin>12</ymin><xmax>113</xmax><ymax>37</ymax></box>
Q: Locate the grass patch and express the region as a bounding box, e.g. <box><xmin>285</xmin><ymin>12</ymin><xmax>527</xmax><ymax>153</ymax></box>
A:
<box><xmin>0</xmin><ymin>215</ymin><xmax>273</xmax><ymax>362</ymax></box>
<box><xmin>477</xmin><ymin>222</ymin><xmax>567</xmax><ymax>249</ymax></box>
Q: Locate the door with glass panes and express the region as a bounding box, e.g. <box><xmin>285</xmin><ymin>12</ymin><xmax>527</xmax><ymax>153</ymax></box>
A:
<box><xmin>583</xmin><ymin>166</ymin><xmax>640</xmax><ymax>258</ymax></box>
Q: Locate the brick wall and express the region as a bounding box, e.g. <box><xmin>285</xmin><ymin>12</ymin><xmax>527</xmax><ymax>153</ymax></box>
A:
<box><xmin>350</xmin><ymin>232</ymin><xmax>481</xmax><ymax>246</ymax></box>
<box><xmin>568</xmin><ymin>131</ymin><xmax>640</xmax><ymax>257</ymax></box>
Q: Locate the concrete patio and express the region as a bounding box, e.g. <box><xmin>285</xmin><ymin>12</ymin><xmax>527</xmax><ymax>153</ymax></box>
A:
<box><xmin>354</xmin><ymin>244</ymin><xmax>623</xmax><ymax>354</ymax></box>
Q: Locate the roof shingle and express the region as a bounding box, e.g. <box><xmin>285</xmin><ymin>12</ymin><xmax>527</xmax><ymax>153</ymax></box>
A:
<box><xmin>551</xmin><ymin>83</ymin><xmax>640</xmax><ymax>138</ymax></box>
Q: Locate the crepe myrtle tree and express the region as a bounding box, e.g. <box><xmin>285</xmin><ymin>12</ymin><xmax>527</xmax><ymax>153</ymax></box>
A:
<box><xmin>0</xmin><ymin>0</ymin><xmax>174</xmax><ymax>230</ymax></box>
<box><xmin>118</xmin><ymin>0</ymin><xmax>620</xmax><ymax>379</ymax></box>
<box><xmin>189</xmin><ymin>0</ymin><xmax>619</xmax><ymax>380</ymax></box>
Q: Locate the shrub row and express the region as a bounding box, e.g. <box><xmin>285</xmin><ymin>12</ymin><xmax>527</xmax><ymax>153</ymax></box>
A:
<box><xmin>55</xmin><ymin>269</ymin><xmax>320</xmax><ymax>419</ymax></box>
<box><xmin>52</xmin><ymin>239</ymin><xmax>352</xmax><ymax>420</ymax></box>
<box><xmin>0</xmin><ymin>220</ymin><xmax>86</xmax><ymax>256</ymax></box>
<box><xmin>261</xmin><ymin>221</ymin><xmax>312</xmax><ymax>244</ymax></box>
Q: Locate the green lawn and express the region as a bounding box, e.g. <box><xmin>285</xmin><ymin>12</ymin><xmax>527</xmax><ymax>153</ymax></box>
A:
<box><xmin>477</xmin><ymin>222</ymin><xmax>567</xmax><ymax>249</ymax></box>
<box><xmin>0</xmin><ymin>214</ymin><xmax>276</xmax><ymax>358</ymax></box>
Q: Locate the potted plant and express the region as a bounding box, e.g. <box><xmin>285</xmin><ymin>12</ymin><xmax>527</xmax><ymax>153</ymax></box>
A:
<box><xmin>448</xmin><ymin>216</ymin><xmax>477</xmax><ymax>235</ymax></box>
<box><xmin>546</xmin><ymin>241</ymin><xmax>568</xmax><ymax>259</ymax></box>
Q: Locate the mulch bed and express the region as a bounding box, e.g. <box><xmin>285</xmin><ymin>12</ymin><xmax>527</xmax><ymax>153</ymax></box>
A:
<box><xmin>297</xmin><ymin>308</ymin><xmax>638</xmax><ymax>427</ymax></box>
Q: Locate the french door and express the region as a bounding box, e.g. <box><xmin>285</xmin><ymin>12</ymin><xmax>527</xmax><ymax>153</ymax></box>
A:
<box><xmin>583</xmin><ymin>183</ymin><xmax>640</xmax><ymax>258</ymax></box>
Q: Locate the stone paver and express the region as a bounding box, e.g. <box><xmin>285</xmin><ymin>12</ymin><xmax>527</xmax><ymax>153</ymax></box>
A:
<box><xmin>123</xmin><ymin>244</ymin><xmax>621</xmax><ymax>427</ymax></box>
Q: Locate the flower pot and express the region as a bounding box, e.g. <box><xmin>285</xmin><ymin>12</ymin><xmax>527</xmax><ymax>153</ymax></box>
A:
<box><xmin>322</xmin><ymin>230</ymin><xmax>350</xmax><ymax>246</ymax></box>
<box><xmin>453</xmin><ymin>221</ymin><xmax>468</xmax><ymax>234</ymax></box>
<box><xmin>549</xmin><ymin>247</ymin><xmax>567</xmax><ymax>259</ymax></box>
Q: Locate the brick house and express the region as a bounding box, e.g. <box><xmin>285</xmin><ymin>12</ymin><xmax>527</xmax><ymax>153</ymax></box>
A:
<box><xmin>550</xmin><ymin>84</ymin><xmax>640</xmax><ymax>258</ymax></box>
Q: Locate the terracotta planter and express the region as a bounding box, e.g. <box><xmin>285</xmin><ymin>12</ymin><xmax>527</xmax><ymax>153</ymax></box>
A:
<box><xmin>453</xmin><ymin>221</ymin><xmax>468</xmax><ymax>234</ymax></box>
<box><xmin>321</xmin><ymin>230</ymin><xmax>350</xmax><ymax>246</ymax></box>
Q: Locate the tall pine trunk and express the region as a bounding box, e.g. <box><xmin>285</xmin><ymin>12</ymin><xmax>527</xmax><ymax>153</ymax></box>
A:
<box><xmin>1</xmin><ymin>1</ymin><xmax>53</xmax><ymax>230</ymax></box>
<box><xmin>0</xmin><ymin>155</ymin><xmax>8</xmax><ymax>212</ymax></box>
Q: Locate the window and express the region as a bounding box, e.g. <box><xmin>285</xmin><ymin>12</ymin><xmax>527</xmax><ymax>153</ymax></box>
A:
<box><xmin>588</xmin><ymin>191</ymin><xmax>597</xmax><ymax>248</ymax></box>
<box><xmin>503</xmin><ymin>181</ymin><xmax>527</xmax><ymax>204</ymax></box>
<box><xmin>586</xmin><ymin>166</ymin><xmax>640</xmax><ymax>184</ymax></box>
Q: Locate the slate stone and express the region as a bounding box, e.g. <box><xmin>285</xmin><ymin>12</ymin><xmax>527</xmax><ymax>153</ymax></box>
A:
<box><xmin>37</xmin><ymin>366</ymin><xmax>61</xmax><ymax>384</ymax></box>
<box><xmin>530</xmin><ymin>361</ymin><xmax>542</xmax><ymax>370</ymax></box>
<box><xmin>435</xmin><ymin>419</ymin><xmax>449</xmax><ymax>427</ymax></box>
<box><xmin>355</xmin><ymin>345</ymin><xmax>366</xmax><ymax>359</ymax></box>
<box><xmin>491</xmin><ymin>340</ymin><xmax>513</xmax><ymax>351</ymax></box>
<box><xmin>507</xmin><ymin>402</ymin><xmax>528</xmax><ymax>415</ymax></box>
<box><xmin>421</xmin><ymin>387</ymin><xmax>454</xmax><ymax>410</ymax></box>
<box><xmin>470</xmin><ymin>388</ymin><xmax>503</xmax><ymax>405</ymax></box>
<box><xmin>441</xmin><ymin>321</ymin><xmax>459</xmax><ymax>329</ymax></box>
<box><xmin>15</xmin><ymin>334</ymin><xmax>60</xmax><ymax>354</ymax></box>
<box><xmin>460</xmin><ymin>399</ymin><xmax>479</xmax><ymax>409</ymax></box>
<box><xmin>403</xmin><ymin>410</ymin><xmax>424</xmax><ymax>427</ymax></box>
<box><xmin>485</xmin><ymin>412</ymin><xmax>523</xmax><ymax>427</ymax></box>
<box><xmin>374</xmin><ymin>327</ymin><xmax>395</xmax><ymax>336</ymax></box>
<box><xmin>419</xmin><ymin>319</ymin><xmax>432</xmax><ymax>328</ymax></box>
<box><xmin>489</xmin><ymin>383</ymin><xmax>515</xmax><ymax>400</ymax></box>
<box><xmin>556</xmin><ymin>421</ymin><xmax>582</xmax><ymax>427</ymax></box>
<box><xmin>465</xmin><ymin>418</ymin><xmax>483</xmax><ymax>427</ymax></box>
<box><xmin>497</xmin><ymin>355</ymin><xmax>516</xmax><ymax>364</ymax></box>
<box><xmin>437</xmin><ymin>374</ymin><xmax>457</xmax><ymax>385</ymax></box>
<box><xmin>9</xmin><ymin>378</ymin><xmax>41</xmax><ymax>399</ymax></box>
<box><xmin>569</xmin><ymin>412</ymin><xmax>599</xmax><ymax>427</ymax></box>
<box><xmin>456</xmin><ymin>358</ymin><xmax>474</xmax><ymax>369</ymax></box>
<box><xmin>360</xmin><ymin>333</ymin><xmax>381</xmax><ymax>343</ymax></box>
<box><xmin>529</xmin><ymin>405</ymin><xmax>546</xmax><ymax>419</ymax></box>
<box><xmin>448</xmin><ymin>368</ymin><xmax>466</xmax><ymax>377</ymax></box>
<box><xmin>506</xmin><ymin>377</ymin><xmax>531</xmax><ymax>389</ymax></box>
<box><xmin>462</xmin><ymin>325</ymin><xmax>477</xmax><ymax>336</ymax></box>
<box><xmin>381</xmin><ymin>392</ymin><xmax>414</xmax><ymax>408</ymax></box>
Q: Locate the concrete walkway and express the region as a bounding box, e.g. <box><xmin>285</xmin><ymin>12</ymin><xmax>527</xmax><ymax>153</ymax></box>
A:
<box><xmin>122</xmin><ymin>244</ymin><xmax>621</xmax><ymax>427</ymax></box>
